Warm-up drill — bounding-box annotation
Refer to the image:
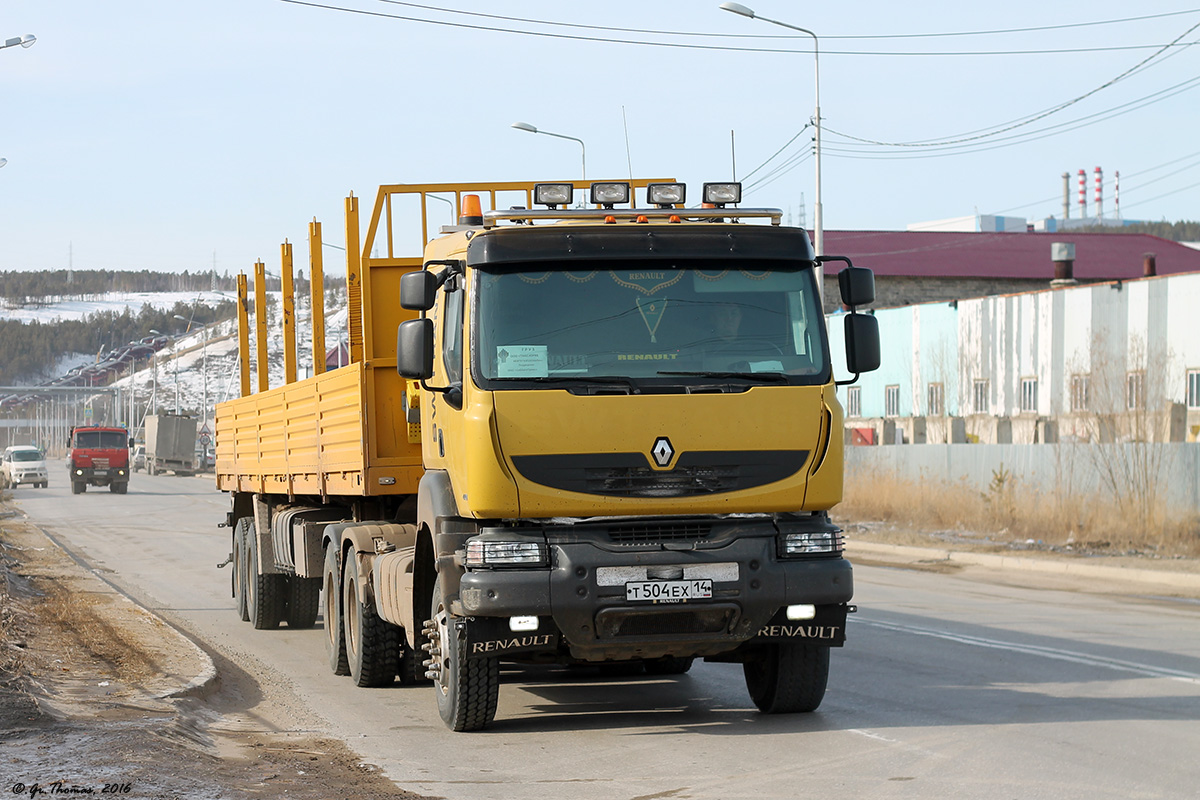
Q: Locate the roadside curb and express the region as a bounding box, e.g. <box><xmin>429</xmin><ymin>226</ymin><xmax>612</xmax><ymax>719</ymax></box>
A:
<box><xmin>848</xmin><ymin>540</ymin><xmax>1200</xmax><ymax>592</ymax></box>
<box><xmin>11</xmin><ymin>507</ymin><xmax>220</xmax><ymax>702</ymax></box>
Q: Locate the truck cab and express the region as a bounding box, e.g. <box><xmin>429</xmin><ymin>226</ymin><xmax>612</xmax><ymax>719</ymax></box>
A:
<box><xmin>68</xmin><ymin>425</ymin><xmax>133</xmax><ymax>494</ymax></box>
<box><xmin>397</xmin><ymin>181</ymin><xmax>879</xmax><ymax>728</ymax></box>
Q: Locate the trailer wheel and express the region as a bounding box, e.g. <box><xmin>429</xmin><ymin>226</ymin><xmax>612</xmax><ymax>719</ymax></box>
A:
<box><xmin>323</xmin><ymin>544</ymin><xmax>350</xmax><ymax>675</ymax></box>
<box><xmin>343</xmin><ymin>556</ymin><xmax>398</xmax><ymax>687</ymax></box>
<box><xmin>644</xmin><ymin>656</ymin><xmax>695</xmax><ymax>676</ymax></box>
<box><xmin>743</xmin><ymin>643</ymin><xmax>829</xmax><ymax>714</ymax></box>
<box><xmin>232</xmin><ymin>518</ymin><xmax>251</xmax><ymax>622</ymax></box>
<box><xmin>248</xmin><ymin>529</ymin><xmax>285</xmax><ymax>629</ymax></box>
<box><xmin>429</xmin><ymin>576</ymin><xmax>499</xmax><ymax>731</ymax></box>
<box><xmin>286</xmin><ymin>576</ymin><xmax>321</xmax><ymax>629</ymax></box>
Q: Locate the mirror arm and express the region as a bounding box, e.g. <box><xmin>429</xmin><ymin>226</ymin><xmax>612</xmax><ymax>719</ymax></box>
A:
<box><xmin>835</xmin><ymin>373</ymin><xmax>860</xmax><ymax>387</ymax></box>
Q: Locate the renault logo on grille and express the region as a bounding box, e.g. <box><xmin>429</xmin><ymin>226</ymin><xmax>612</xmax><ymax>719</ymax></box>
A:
<box><xmin>651</xmin><ymin>436</ymin><xmax>675</xmax><ymax>468</ymax></box>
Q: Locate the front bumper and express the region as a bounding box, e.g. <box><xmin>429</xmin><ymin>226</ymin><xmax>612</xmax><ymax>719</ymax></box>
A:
<box><xmin>70</xmin><ymin>466</ymin><xmax>128</xmax><ymax>485</ymax></box>
<box><xmin>11</xmin><ymin>470</ymin><xmax>47</xmax><ymax>484</ymax></box>
<box><xmin>454</xmin><ymin>515</ymin><xmax>853</xmax><ymax>662</ymax></box>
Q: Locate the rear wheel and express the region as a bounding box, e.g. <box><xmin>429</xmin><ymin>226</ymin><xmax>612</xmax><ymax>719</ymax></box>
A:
<box><xmin>343</xmin><ymin>556</ymin><xmax>398</xmax><ymax>687</ymax></box>
<box><xmin>286</xmin><ymin>576</ymin><xmax>321</xmax><ymax>629</ymax></box>
<box><xmin>248</xmin><ymin>529</ymin><xmax>286</xmax><ymax>630</ymax></box>
<box><xmin>429</xmin><ymin>576</ymin><xmax>499</xmax><ymax>731</ymax></box>
<box><xmin>232</xmin><ymin>518</ymin><xmax>251</xmax><ymax>622</ymax></box>
<box><xmin>743</xmin><ymin>643</ymin><xmax>829</xmax><ymax>714</ymax></box>
<box><xmin>323</xmin><ymin>544</ymin><xmax>349</xmax><ymax>675</ymax></box>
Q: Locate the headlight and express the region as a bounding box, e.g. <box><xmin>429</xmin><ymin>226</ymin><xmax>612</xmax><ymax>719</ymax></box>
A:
<box><xmin>703</xmin><ymin>182</ymin><xmax>742</xmax><ymax>205</ymax></box>
<box><xmin>534</xmin><ymin>183</ymin><xmax>574</xmax><ymax>208</ymax></box>
<box><xmin>778</xmin><ymin>529</ymin><xmax>844</xmax><ymax>557</ymax></box>
<box><xmin>647</xmin><ymin>182</ymin><xmax>686</xmax><ymax>207</ymax></box>
<box><xmin>465</xmin><ymin>538</ymin><xmax>549</xmax><ymax>568</ymax></box>
<box><xmin>590</xmin><ymin>182</ymin><xmax>630</xmax><ymax>207</ymax></box>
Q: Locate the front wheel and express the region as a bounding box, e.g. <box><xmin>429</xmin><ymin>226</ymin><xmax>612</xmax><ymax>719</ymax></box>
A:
<box><xmin>428</xmin><ymin>576</ymin><xmax>499</xmax><ymax>731</ymax></box>
<box><xmin>232</xmin><ymin>518</ymin><xmax>251</xmax><ymax>622</ymax></box>
<box><xmin>71</xmin><ymin>481</ymin><xmax>85</xmax><ymax>494</ymax></box>
<box><xmin>743</xmin><ymin>643</ymin><xmax>830</xmax><ymax>714</ymax></box>
<box><xmin>110</xmin><ymin>482</ymin><xmax>128</xmax><ymax>494</ymax></box>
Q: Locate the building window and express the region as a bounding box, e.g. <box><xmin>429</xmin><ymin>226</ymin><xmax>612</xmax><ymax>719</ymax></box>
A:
<box><xmin>1020</xmin><ymin>378</ymin><xmax>1038</xmax><ymax>413</ymax></box>
<box><xmin>846</xmin><ymin>386</ymin><xmax>861</xmax><ymax>418</ymax></box>
<box><xmin>1070</xmin><ymin>374</ymin><xmax>1090</xmax><ymax>412</ymax></box>
<box><xmin>973</xmin><ymin>379</ymin><xmax>988</xmax><ymax>414</ymax></box>
<box><xmin>1126</xmin><ymin>371</ymin><xmax>1145</xmax><ymax>410</ymax></box>
<box><xmin>1189</xmin><ymin>370</ymin><xmax>1200</xmax><ymax>410</ymax></box>
<box><xmin>927</xmin><ymin>383</ymin><xmax>944</xmax><ymax>416</ymax></box>
<box><xmin>885</xmin><ymin>385</ymin><xmax>900</xmax><ymax>418</ymax></box>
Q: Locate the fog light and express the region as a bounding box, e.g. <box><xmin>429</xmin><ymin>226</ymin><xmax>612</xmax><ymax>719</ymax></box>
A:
<box><xmin>590</xmin><ymin>182</ymin><xmax>630</xmax><ymax>207</ymax></box>
<box><xmin>647</xmin><ymin>182</ymin><xmax>686</xmax><ymax>207</ymax></box>
<box><xmin>534</xmin><ymin>183</ymin><xmax>573</xmax><ymax>208</ymax></box>
<box><xmin>703</xmin><ymin>182</ymin><xmax>742</xmax><ymax>205</ymax></box>
<box><xmin>509</xmin><ymin>616</ymin><xmax>539</xmax><ymax>632</ymax></box>
<box><xmin>786</xmin><ymin>604</ymin><xmax>817</xmax><ymax>620</ymax></box>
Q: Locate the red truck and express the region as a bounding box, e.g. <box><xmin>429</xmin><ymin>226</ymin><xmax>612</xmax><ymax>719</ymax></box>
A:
<box><xmin>68</xmin><ymin>425</ymin><xmax>134</xmax><ymax>494</ymax></box>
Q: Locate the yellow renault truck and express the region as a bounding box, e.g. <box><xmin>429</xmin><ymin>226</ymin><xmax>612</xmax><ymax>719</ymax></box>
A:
<box><xmin>216</xmin><ymin>179</ymin><xmax>879</xmax><ymax>731</ymax></box>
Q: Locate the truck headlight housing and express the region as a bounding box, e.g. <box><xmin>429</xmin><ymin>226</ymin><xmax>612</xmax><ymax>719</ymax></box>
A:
<box><xmin>465</xmin><ymin>536</ymin><xmax>549</xmax><ymax>568</ymax></box>
<box><xmin>534</xmin><ymin>183</ymin><xmax>573</xmax><ymax>208</ymax></box>
<box><xmin>647</xmin><ymin>182</ymin><xmax>686</xmax><ymax>207</ymax></box>
<box><xmin>590</xmin><ymin>182</ymin><xmax>630</xmax><ymax>207</ymax></box>
<box><xmin>778</xmin><ymin>529</ymin><xmax>843</xmax><ymax>557</ymax></box>
<box><xmin>703</xmin><ymin>182</ymin><xmax>742</xmax><ymax>206</ymax></box>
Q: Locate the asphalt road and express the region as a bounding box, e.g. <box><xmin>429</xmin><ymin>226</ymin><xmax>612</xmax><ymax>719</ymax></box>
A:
<box><xmin>13</xmin><ymin>464</ymin><xmax>1200</xmax><ymax>800</ymax></box>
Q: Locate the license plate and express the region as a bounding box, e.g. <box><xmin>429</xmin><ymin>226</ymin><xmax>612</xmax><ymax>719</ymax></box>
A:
<box><xmin>625</xmin><ymin>579</ymin><xmax>713</xmax><ymax>603</ymax></box>
<box><xmin>93</xmin><ymin>470</ymin><xmax>107</xmax><ymax>476</ymax></box>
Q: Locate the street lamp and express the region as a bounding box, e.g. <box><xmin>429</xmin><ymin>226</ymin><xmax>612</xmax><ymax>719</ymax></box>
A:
<box><xmin>719</xmin><ymin>2</ymin><xmax>824</xmax><ymax>305</ymax></box>
<box><xmin>1</xmin><ymin>34</ymin><xmax>36</xmax><ymax>51</ymax></box>
<box><xmin>511</xmin><ymin>121</ymin><xmax>587</xmax><ymax>180</ymax></box>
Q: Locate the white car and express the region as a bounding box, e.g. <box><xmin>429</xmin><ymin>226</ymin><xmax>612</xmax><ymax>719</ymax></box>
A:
<box><xmin>1</xmin><ymin>445</ymin><xmax>49</xmax><ymax>489</ymax></box>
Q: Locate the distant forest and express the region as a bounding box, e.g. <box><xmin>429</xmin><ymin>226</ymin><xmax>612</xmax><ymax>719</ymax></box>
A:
<box><xmin>1073</xmin><ymin>220</ymin><xmax>1200</xmax><ymax>241</ymax></box>
<box><xmin>0</xmin><ymin>302</ymin><xmax>237</xmax><ymax>385</ymax></box>
<box><xmin>0</xmin><ymin>269</ymin><xmax>346</xmax><ymax>385</ymax></box>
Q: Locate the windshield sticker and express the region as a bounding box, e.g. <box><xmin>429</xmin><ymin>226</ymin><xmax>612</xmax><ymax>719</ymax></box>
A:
<box><xmin>565</xmin><ymin>271</ymin><xmax>598</xmax><ymax>283</ymax></box>
<box><xmin>518</xmin><ymin>273</ymin><xmax>552</xmax><ymax>284</ymax></box>
<box><xmin>497</xmin><ymin>345</ymin><xmax>549</xmax><ymax>378</ymax></box>
<box><xmin>609</xmin><ymin>270</ymin><xmax>684</xmax><ymax>296</ymax></box>
<box><xmin>635</xmin><ymin>297</ymin><xmax>668</xmax><ymax>343</ymax></box>
<box><xmin>749</xmin><ymin>360</ymin><xmax>785</xmax><ymax>372</ymax></box>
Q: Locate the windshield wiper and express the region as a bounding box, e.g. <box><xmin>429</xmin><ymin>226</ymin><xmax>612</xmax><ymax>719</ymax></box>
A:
<box><xmin>657</xmin><ymin>370</ymin><xmax>789</xmax><ymax>382</ymax></box>
<box><xmin>522</xmin><ymin>375</ymin><xmax>641</xmax><ymax>393</ymax></box>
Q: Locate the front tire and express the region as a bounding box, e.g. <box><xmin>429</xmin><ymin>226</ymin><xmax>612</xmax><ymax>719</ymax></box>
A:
<box><xmin>743</xmin><ymin>643</ymin><xmax>830</xmax><ymax>714</ymax></box>
<box><xmin>233</xmin><ymin>518</ymin><xmax>251</xmax><ymax>622</ymax></box>
<box><xmin>429</xmin><ymin>576</ymin><xmax>499</xmax><ymax>731</ymax></box>
<box><xmin>110</xmin><ymin>482</ymin><xmax>128</xmax><ymax>494</ymax></box>
<box><xmin>343</xmin><ymin>556</ymin><xmax>398</xmax><ymax>687</ymax></box>
<box><xmin>72</xmin><ymin>481</ymin><xmax>85</xmax><ymax>494</ymax></box>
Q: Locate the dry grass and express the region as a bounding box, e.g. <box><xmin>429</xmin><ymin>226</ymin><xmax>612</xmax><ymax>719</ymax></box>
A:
<box><xmin>39</xmin><ymin>581</ymin><xmax>155</xmax><ymax>683</ymax></box>
<box><xmin>838</xmin><ymin>463</ymin><xmax>1200</xmax><ymax>558</ymax></box>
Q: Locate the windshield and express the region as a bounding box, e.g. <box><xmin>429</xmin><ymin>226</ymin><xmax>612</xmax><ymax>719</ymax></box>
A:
<box><xmin>473</xmin><ymin>261</ymin><xmax>828</xmax><ymax>389</ymax></box>
<box><xmin>74</xmin><ymin>431</ymin><xmax>128</xmax><ymax>449</ymax></box>
<box><xmin>12</xmin><ymin>450</ymin><xmax>42</xmax><ymax>462</ymax></box>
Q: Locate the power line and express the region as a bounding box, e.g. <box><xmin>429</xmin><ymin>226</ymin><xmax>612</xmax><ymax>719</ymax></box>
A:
<box><xmin>373</xmin><ymin>2</ymin><xmax>1200</xmax><ymax>41</ymax></box>
<box><xmin>278</xmin><ymin>1</ymin><xmax>1200</xmax><ymax>57</ymax></box>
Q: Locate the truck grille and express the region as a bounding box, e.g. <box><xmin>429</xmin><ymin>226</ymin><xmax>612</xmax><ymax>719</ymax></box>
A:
<box><xmin>595</xmin><ymin>606</ymin><xmax>735</xmax><ymax>638</ymax></box>
<box><xmin>92</xmin><ymin>458</ymin><xmax>110</xmax><ymax>469</ymax></box>
<box><xmin>511</xmin><ymin>450</ymin><xmax>808</xmax><ymax>498</ymax></box>
<box><xmin>607</xmin><ymin>520</ymin><xmax>712</xmax><ymax>545</ymax></box>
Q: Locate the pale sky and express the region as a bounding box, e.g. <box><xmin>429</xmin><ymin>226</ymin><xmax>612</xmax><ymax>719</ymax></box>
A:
<box><xmin>2</xmin><ymin>1</ymin><xmax>1198</xmax><ymax>274</ymax></box>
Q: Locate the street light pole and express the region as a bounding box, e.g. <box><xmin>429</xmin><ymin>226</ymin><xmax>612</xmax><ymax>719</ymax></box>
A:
<box><xmin>719</xmin><ymin>3</ymin><xmax>824</xmax><ymax>306</ymax></box>
<box><xmin>511</xmin><ymin>122</ymin><xmax>587</xmax><ymax>180</ymax></box>
<box><xmin>1</xmin><ymin>34</ymin><xmax>36</xmax><ymax>51</ymax></box>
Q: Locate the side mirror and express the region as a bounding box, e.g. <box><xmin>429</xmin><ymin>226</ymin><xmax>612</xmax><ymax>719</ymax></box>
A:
<box><xmin>400</xmin><ymin>271</ymin><xmax>439</xmax><ymax>311</ymax></box>
<box><xmin>128</xmin><ymin>437</ymin><xmax>135</xmax><ymax>449</ymax></box>
<box><xmin>397</xmin><ymin>318</ymin><xmax>435</xmax><ymax>379</ymax></box>
<box><xmin>844</xmin><ymin>313</ymin><xmax>881</xmax><ymax>374</ymax></box>
<box><xmin>838</xmin><ymin>266</ymin><xmax>875</xmax><ymax>308</ymax></box>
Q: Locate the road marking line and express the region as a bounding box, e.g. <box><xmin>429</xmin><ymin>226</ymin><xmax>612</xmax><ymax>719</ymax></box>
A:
<box><xmin>858</xmin><ymin>618</ymin><xmax>1200</xmax><ymax>684</ymax></box>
